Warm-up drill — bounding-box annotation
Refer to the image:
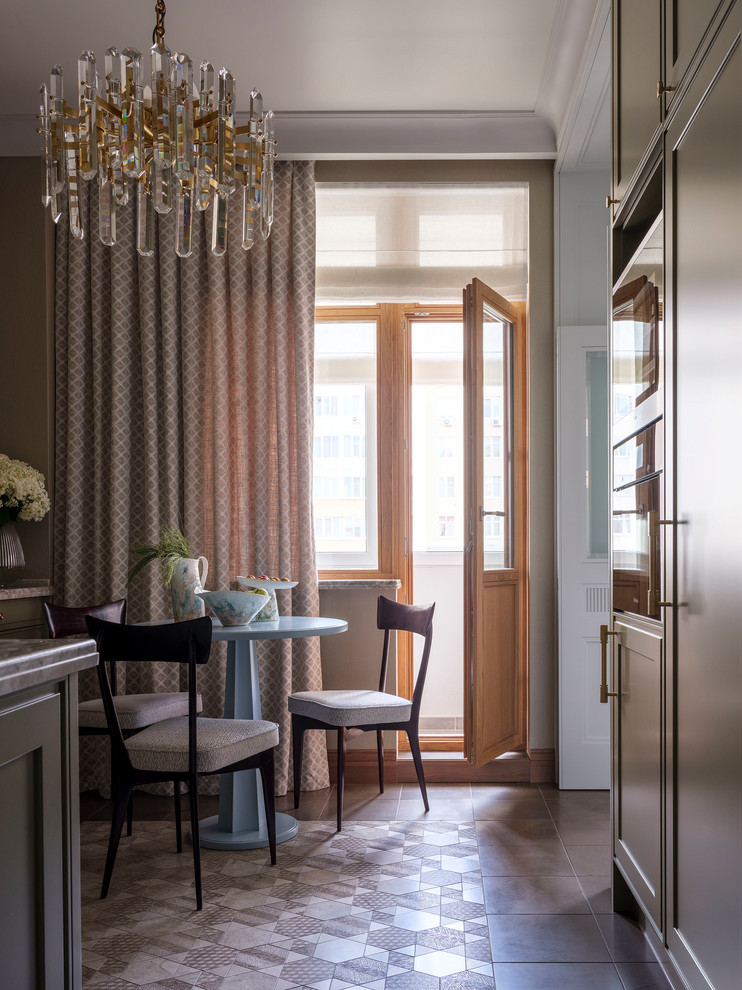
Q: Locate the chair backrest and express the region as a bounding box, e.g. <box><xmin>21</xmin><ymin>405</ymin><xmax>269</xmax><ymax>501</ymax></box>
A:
<box><xmin>84</xmin><ymin>616</ymin><xmax>213</xmax><ymax>770</ymax></box>
<box><xmin>44</xmin><ymin>599</ymin><xmax>127</xmax><ymax>693</ymax></box>
<box><xmin>376</xmin><ymin>595</ymin><xmax>435</xmax><ymax>715</ymax></box>
<box><xmin>44</xmin><ymin>598</ymin><xmax>127</xmax><ymax>637</ymax></box>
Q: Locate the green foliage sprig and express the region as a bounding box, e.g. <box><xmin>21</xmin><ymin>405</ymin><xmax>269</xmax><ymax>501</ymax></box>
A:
<box><xmin>127</xmin><ymin>525</ymin><xmax>194</xmax><ymax>586</ymax></box>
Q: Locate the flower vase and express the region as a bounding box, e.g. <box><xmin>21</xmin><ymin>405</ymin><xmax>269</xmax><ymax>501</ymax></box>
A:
<box><xmin>170</xmin><ymin>556</ymin><xmax>209</xmax><ymax>622</ymax></box>
<box><xmin>0</xmin><ymin>519</ymin><xmax>25</xmax><ymax>576</ymax></box>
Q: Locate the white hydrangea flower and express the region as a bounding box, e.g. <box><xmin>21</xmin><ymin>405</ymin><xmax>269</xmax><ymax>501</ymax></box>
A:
<box><xmin>0</xmin><ymin>453</ymin><xmax>50</xmax><ymax>523</ymax></box>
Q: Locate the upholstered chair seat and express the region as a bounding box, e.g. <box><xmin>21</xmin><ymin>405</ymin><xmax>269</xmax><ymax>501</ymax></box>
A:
<box><xmin>288</xmin><ymin>689</ymin><xmax>412</xmax><ymax>727</ymax></box>
<box><xmin>78</xmin><ymin>691</ymin><xmax>202</xmax><ymax>731</ymax></box>
<box><xmin>126</xmin><ymin>717</ymin><xmax>279</xmax><ymax>774</ymax></box>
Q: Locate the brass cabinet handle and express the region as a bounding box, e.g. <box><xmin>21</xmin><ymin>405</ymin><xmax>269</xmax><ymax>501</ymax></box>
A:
<box><xmin>657</xmin><ymin>80</ymin><xmax>676</xmax><ymax>98</ymax></box>
<box><xmin>599</xmin><ymin>624</ymin><xmax>618</xmax><ymax>703</ymax></box>
<box><xmin>606</xmin><ymin>196</ymin><xmax>620</xmax><ymax>208</ymax></box>
<box><xmin>0</xmin><ymin>611</ymin><xmax>4</xmax><ymax>621</ymax></box>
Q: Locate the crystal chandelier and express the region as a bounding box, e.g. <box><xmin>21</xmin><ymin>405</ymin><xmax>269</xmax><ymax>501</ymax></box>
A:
<box><xmin>37</xmin><ymin>0</ymin><xmax>276</xmax><ymax>257</ymax></box>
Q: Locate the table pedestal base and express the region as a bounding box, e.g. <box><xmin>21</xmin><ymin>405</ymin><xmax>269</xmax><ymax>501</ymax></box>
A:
<box><xmin>198</xmin><ymin>810</ymin><xmax>298</xmax><ymax>850</ymax></box>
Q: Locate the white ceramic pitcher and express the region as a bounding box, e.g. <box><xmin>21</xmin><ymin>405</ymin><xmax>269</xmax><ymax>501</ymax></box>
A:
<box><xmin>170</xmin><ymin>556</ymin><xmax>209</xmax><ymax>621</ymax></box>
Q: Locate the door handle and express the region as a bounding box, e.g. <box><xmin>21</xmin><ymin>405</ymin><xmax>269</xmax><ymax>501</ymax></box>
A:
<box><xmin>480</xmin><ymin>508</ymin><xmax>505</xmax><ymax>519</ymax></box>
<box><xmin>599</xmin><ymin>624</ymin><xmax>618</xmax><ymax>703</ymax></box>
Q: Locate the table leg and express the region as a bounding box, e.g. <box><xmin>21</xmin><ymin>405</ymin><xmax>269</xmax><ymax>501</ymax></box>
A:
<box><xmin>198</xmin><ymin>638</ymin><xmax>298</xmax><ymax>850</ymax></box>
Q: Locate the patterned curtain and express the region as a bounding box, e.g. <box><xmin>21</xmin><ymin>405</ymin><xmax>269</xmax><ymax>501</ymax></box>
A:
<box><xmin>54</xmin><ymin>161</ymin><xmax>329</xmax><ymax>797</ymax></box>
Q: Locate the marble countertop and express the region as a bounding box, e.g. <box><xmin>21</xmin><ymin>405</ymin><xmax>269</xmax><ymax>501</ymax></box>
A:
<box><xmin>0</xmin><ymin>580</ymin><xmax>53</xmax><ymax>601</ymax></box>
<box><xmin>0</xmin><ymin>637</ymin><xmax>98</xmax><ymax>697</ymax></box>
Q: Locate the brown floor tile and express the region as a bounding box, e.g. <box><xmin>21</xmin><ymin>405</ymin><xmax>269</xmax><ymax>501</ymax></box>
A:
<box><xmin>473</xmin><ymin>793</ymin><xmax>551</xmax><ymax>821</ymax></box>
<box><xmin>565</xmin><ymin>843</ymin><xmax>613</xmax><ymax>876</ymax></box>
<box><xmin>479</xmin><ymin>840</ymin><xmax>575</xmax><ymax>877</ymax></box>
<box><xmin>616</xmin><ymin>961</ymin><xmax>676</xmax><ymax>989</ymax></box>
<box><xmin>483</xmin><ymin>875</ymin><xmax>591</xmax><ymax>914</ymax></box>
<box><xmin>596</xmin><ymin>914</ymin><xmax>658</xmax><ymax>963</ymax></box>
<box><xmin>542</xmin><ymin>788</ymin><xmax>610</xmax><ymax>822</ymax></box>
<box><xmin>476</xmin><ymin>819</ymin><xmax>559</xmax><ymax>845</ymax></box>
<box><xmin>488</xmin><ymin>914</ymin><xmax>612</xmax><ymax>962</ymax></box>
<box><xmin>397</xmin><ymin>797</ymin><xmax>474</xmax><ymax>820</ymax></box>
<box><xmin>555</xmin><ymin>819</ymin><xmax>612</xmax><ymax>845</ymax></box>
<box><xmin>579</xmin><ymin>874</ymin><xmax>613</xmax><ymax>914</ymax></box>
<box><xmin>493</xmin><ymin>961</ymin><xmax>624</xmax><ymax>989</ymax></box>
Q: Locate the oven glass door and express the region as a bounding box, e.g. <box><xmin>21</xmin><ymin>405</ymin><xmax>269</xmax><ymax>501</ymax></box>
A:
<box><xmin>612</xmin><ymin>474</ymin><xmax>662</xmax><ymax>621</ymax></box>
<box><xmin>612</xmin><ymin>215</ymin><xmax>663</xmax><ymax>436</ymax></box>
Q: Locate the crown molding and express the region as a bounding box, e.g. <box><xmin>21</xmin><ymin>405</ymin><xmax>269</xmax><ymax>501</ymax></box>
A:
<box><xmin>0</xmin><ymin>109</ymin><xmax>557</xmax><ymax>160</ymax></box>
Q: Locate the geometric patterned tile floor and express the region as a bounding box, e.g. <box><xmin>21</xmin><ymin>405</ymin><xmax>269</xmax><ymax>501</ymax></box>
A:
<box><xmin>79</xmin><ymin>783</ymin><xmax>675</xmax><ymax>990</ymax></box>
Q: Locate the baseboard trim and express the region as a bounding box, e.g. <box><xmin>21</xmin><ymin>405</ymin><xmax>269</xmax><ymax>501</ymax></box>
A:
<box><xmin>326</xmin><ymin>747</ymin><xmax>555</xmax><ymax>784</ymax></box>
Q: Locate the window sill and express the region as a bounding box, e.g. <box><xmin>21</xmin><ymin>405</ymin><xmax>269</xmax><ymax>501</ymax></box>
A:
<box><xmin>318</xmin><ymin>578</ymin><xmax>402</xmax><ymax>591</ymax></box>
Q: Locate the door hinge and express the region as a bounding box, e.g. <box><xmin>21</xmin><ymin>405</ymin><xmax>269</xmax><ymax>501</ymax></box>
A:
<box><xmin>404</xmin><ymin>537</ymin><xmax>408</xmax><ymax>558</ymax></box>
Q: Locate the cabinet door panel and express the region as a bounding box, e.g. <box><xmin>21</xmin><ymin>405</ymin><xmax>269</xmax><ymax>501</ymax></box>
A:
<box><xmin>613</xmin><ymin>620</ymin><xmax>663</xmax><ymax>934</ymax></box>
<box><xmin>665</xmin><ymin>0</ymin><xmax>724</xmax><ymax>93</ymax></box>
<box><xmin>613</xmin><ymin>0</ymin><xmax>662</xmax><ymax>200</ymax></box>
<box><xmin>666</xmin><ymin>6</ymin><xmax>742</xmax><ymax>987</ymax></box>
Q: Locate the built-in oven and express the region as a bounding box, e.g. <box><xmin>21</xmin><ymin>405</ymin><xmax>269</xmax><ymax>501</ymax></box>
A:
<box><xmin>612</xmin><ymin>214</ymin><xmax>663</xmax><ymax>438</ymax></box>
<box><xmin>612</xmin><ymin>422</ymin><xmax>663</xmax><ymax>621</ymax></box>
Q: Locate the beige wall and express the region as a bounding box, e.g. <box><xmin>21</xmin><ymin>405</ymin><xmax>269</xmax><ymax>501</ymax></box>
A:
<box><xmin>0</xmin><ymin>158</ymin><xmax>53</xmax><ymax>581</ymax></box>
<box><xmin>315</xmin><ymin>161</ymin><xmax>555</xmax><ymax>753</ymax></box>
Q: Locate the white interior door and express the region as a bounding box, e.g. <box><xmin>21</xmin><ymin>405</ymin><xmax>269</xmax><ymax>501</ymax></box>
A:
<box><xmin>557</xmin><ymin>325</ymin><xmax>610</xmax><ymax>789</ymax></box>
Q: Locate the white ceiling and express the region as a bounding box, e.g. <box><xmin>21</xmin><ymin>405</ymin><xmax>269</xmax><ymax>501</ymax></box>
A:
<box><xmin>0</xmin><ymin>0</ymin><xmax>609</xmax><ymax>162</ymax></box>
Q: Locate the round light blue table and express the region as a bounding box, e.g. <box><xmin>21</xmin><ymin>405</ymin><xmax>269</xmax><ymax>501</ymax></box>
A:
<box><xmin>200</xmin><ymin>615</ymin><xmax>347</xmax><ymax>851</ymax></box>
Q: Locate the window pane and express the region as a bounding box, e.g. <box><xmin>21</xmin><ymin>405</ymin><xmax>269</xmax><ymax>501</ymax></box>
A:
<box><xmin>314</xmin><ymin>322</ymin><xmax>378</xmax><ymax>569</ymax></box>
<box><xmin>411</xmin><ymin>323</ymin><xmax>464</xmax><ymax>553</ymax></box>
<box><xmin>482</xmin><ymin>305</ymin><xmax>513</xmax><ymax>569</ymax></box>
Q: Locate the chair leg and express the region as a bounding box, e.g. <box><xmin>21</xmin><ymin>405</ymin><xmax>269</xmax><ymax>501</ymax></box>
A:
<box><xmin>126</xmin><ymin>790</ymin><xmax>134</xmax><ymax>836</ymax></box>
<box><xmin>101</xmin><ymin>781</ymin><xmax>132</xmax><ymax>899</ymax></box>
<box><xmin>407</xmin><ymin>727</ymin><xmax>430</xmax><ymax>812</ymax></box>
<box><xmin>173</xmin><ymin>780</ymin><xmax>182</xmax><ymax>853</ymax></box>
<box><xmin>336</xmin><ymin>727</ymin><xmax>347</xmax><ymax>832</ymax></box>
<box><xmin>376</xmin><ymin>729</ymin><xmax>384</xmax><ymax>794</ymax></box>
<box><xmin>258</xmin><ymin>749</ymin><xmax>277</xmax><ymax>865</ymax></box>
<box><xmin>292</xmin><ymin>715</ymin><xmax>305</xmax><ymax>810</ymax></box>
<box><xmin>188</xmin><ymin>776</ymin><xmax>202</xmax><ymax>911</ymax></box>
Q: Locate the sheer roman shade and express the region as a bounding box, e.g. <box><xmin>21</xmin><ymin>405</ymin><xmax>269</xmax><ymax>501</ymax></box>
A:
<box><xmin>316</xmin><ymin>182</ymin><xmax>528</xmax><ymax>305</ymax></box>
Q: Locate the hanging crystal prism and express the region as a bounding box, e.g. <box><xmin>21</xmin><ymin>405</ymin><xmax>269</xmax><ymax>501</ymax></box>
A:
<box><xmin>152</xmin><ymin>159</ymin><xmax>172</xmax><ymax>214</ymax></box>
<box><xmin>98</xmin><ymin>165</ymin><xmax>117</xmax><ymax>246</ymax></box>
<box><xmin>104</xmin><ymin>47</ymin><xmax>128</xmax><ymax>205</ymax></box>
<box><xmin>259</xmin><ymin>109</ymin><xmax>275</xmax><ymax>239</ymax></box>
<box><xmin>39</xmin><ymin>85</ymin><xmax>52</xmax><ymax>207</ymax></box>
<box><xmin>77</xmin><ymin>51</ymin><xmax>98</xmax><ymax>180</ymax></box>
<box><xmin>196</xmin><ymin>61</ymin><xmax>215</xmax><ymax>211</ymax></box>
<box><xmin>150</xmin><ymin>42</ymin><xmax>173</xmax><ymax>167</ymax></box>
<box><xmin>171</xmin><ymin>53</ymin><xmax>194</xmax><ymax>182</ymax></box>
<box><xmin>49</xmin><ymin>66</ymin><xmax>66</xmax><ymax>197</ymax></box>
<box><xmin>245</xmin><ymin>88</ymin><xmax>263</xmax><ymax>212</ymax></box>
<box><xmin>241</xmin><ymin>184</ymin><xmax>255</xmax><ymax>250</ymax></box>
<box><xmin>121</xmin><ymin>48</ymin><xmax>145</xmax><ymax>180</ymax></box>
<box><xmin>212</xmin><ymin>190</ymin><xmax>228</xmax><ymax>255</ymax></box>
<box><xmin>216</xmin><ymin>68</ymin><xmax>235</xmax><ymax>197</ymax></box>
<box><xmin>136</xmin><ymin>176</ymin><xmax>154</xmax><ymax>257</ymax></box>
<box><xmin>176</xmin><ymin>178</ymin><xmax>193</xmax><ymax>258</ymax></box>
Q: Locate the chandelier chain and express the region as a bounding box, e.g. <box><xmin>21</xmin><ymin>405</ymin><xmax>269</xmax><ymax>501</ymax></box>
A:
<box><xmin>153</xmin><ymin>0</ymin><xmax>167</xmax><ymax>47</ymax></box>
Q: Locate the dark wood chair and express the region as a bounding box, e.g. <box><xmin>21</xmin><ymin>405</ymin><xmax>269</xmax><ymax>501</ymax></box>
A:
<box><xmin>289</xmin><ymin>595</ymin><xmax>435</xmax><ymax>831</ymax></box>
<box><xmin>85</xmin><ymin>615</ymin><xmax>278</xmax><ymax>910</ymax></box>
<box><xmin>44</xmin><ymin>599</ymin><xmax>201</xmax><ymax>835</ymax></box>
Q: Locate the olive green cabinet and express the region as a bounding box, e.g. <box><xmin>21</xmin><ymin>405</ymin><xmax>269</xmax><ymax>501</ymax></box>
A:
<box><xmin>612</xmin><ymin>0</ymin><xmax>662</xmax><ymax>203</ymax></box>
<box><xmin>664</xmin><ymin>0</ymin><xmax>726</xmax><ymax>95</ymax></box>
<box><xmin>664</xmin><ymin>6</ymin><xmax>742</xmax><ymax>987</ymax></box>
<box><xmin>0</xmin><ymin>639</ymin><xmax>97</xmax><ymax>990</ymax></box>
<box><xmin>0</xmin><ymin>592</ymin><xmax>50</xmax><ymax>639</ymax></box>
<box><xmin>611</xmin><ymin>2</ymin><xmax>742</xmax><ymax>988</ymax></box>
